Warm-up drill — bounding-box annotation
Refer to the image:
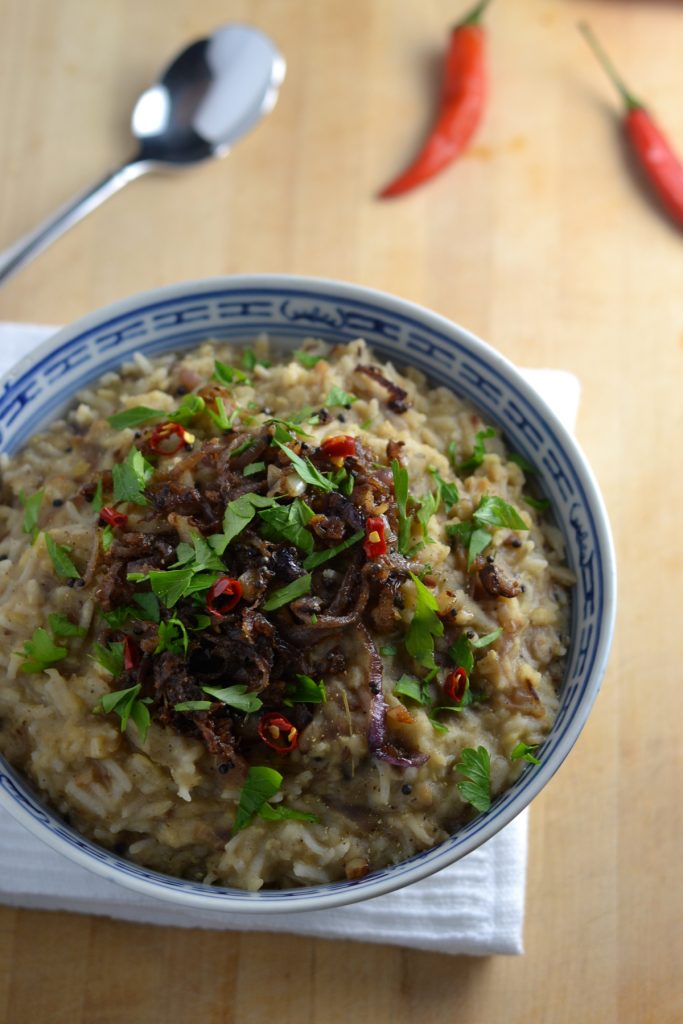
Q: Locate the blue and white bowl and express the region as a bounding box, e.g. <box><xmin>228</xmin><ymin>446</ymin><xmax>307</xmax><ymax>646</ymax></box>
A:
<box><xmin>0</xmin><ymin>276</ymin><xmax>616</xmax><ymax>912</ymax></box>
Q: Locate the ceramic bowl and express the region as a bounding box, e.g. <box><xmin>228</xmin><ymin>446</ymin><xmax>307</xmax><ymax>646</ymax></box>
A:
<box><xmin>0</xmin><ymin>275</ymin><xmax>616</xmax><ymax>912</ymax></box>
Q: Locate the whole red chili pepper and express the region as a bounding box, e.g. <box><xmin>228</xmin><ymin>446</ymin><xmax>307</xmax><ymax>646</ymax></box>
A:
<box><xmin>363</xmin><ymin>516</ymin><xmax>388</xmax><ymax>558</ymax></box>
<box><xmin>445</xmin><ymin>666</ymin><xmax>468</xmax><ymax>703</ymax></box>
<box><xmin>99</xmin><ymin>506</ymin><xmax>128</xmax><ymax>529</ymax></box>
<box><xmin>149</xmin><ymin>422</ymin><xmax>193</xmax><ymax>456</ymax></box>
<box><xmin>257</xmin><ymin>712</ymin><xmax>299</xmax><ymax>753</ymax></box>
<box><xmin>580</xmin><ymin>22</ymin><xmax>683</xmax><ymax>230</ymax></box>
<box><xmin>206</xmin><ymin>577</ymin><xmax>243</xmax><ymax>618</ymax></box>
<box><xmin>379</xmin><ymin>0</ymin><xmax>491</xmax><ymax>199</ymax></box>
<box><xmin>321</xmin><ymin>435</ymin><xmax>357</xmax><ymax>462</ymax></box>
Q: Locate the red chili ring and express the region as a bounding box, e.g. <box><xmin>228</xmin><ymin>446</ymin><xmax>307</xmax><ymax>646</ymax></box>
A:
<box><xmin>123</xmin><ymin>636</ymin><xmax>140</xmax><ymax>672</ymax></box>
<box><xmin>257</xmin><ymin>712</ymin><xmax>299</xmax><ymax>753</ymax></box>
<box><xmin>149</xmin><ymin>422</ymin><xmax>190</xmax><ymax>456</ymax></box>
<box><xmin>99</xmin><ymin>506</ymin><xmax>128</xmax><ymax>529</ymax></box>
<box><xmin>363</xmin><ymin>516</ymin><xmax>388</xmax><ymax>559</ymax></box>
<box><xmin>445</xmin><ymin>666</ymin><xmax>468</xmax><ymax>704</ymax></box>
<box><xmin>206</xmin><ymin>576</ymin><xmax>243</xmax><ymax>618</ymax></box>
<box><xmin>321</xmin><ymin>435</ymin><xmax>357</xmax><ymax>460</ymax></box>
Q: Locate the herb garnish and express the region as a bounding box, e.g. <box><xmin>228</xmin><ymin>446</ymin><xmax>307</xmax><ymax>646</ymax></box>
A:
<box><xmin>212</xmin><ymin>360</ymin><xmax>251</xmax><ymax>387</ymax></box>
<box><xmin>455</xmin><ymin>745</ymin><xmax>492</xmax><ymax>812</ymax></box>
<box><xmin>391</xmin><ymin>459</ymin><xmax>412</xmax><ymax>554</ymax></box>
<box><xmin>203</xmin><ymin>684</ymin><xmax>262</xmax><ymax>713</ymax></box>
<box><xmin>393</xmin><ymin>674</ymin><xmax>431</xmax><ymax>705</ymax></box>
<box><xmin>284</xmin><ymin>674</ymin><xmax>327</xmax><ymax>705</ymax></box>
<box><xmin>405</xmin><ymin>572</ymin><xmax>443</xmax><ymax>670</ymax></box>
<box><xmin>221</xmin><ymin>492</ymin><xmax>280</xmax><ymax>547</ymax></box>
<box><xmin>243</xmin><ymin>461</ymin><xmax>266</xmax><ymax>477</ymax></box>
<box><xmin>107</xmin><ymin>406</ymin><xmax>166</xmax><ymax>430</ymax></box>
<box><xmin>326</xmin><ymin>385</ymin><xmax>357</xmax><ymax>408</ymax></box>
<box><xmin>446</xmin><ymin>495</ymin><xmax>528</xmax><ymax>567</ymax></box>
<box><xmin>232</xmin><ymin>766</ymin><xmax>318</xmax><ymax>835</ymax></box>
<box><xmin>19</xmin><ymin>628</ymin><xmax>67</xmax><ymax>673</ymax></box>
<box><xmin>294</xmin><ymin>350</ymin><xmax>325</xmax><ymax>369</ymax></box>
<box><xmin>91</xmin><ymin>479</ymin><xmax>104</xmax><ymax>516</ymax></box>
<box><xmin>111</xmin><ymin>447</ymin><xmax>154</xmax><ymax>507</ymax></box>
<box><xmin>44</xmin><ymin>534</ymin><xmax>81</xmax><ymax>580</ymax></box>
<box><xmin>508</xmin><ymin>452</ymin><xmax>536</xmax><ymax>474</ymax></box>
<box><xmin>206</xmin><ymin>396</ymin><xmax>236</xmax><ymax>432</ymax></box>
<box><xmin>262</xmin><ymin>573</ymin><xmax>312</xmax><ymax>611</ymax></box>
<box><xmin>454</xmin><ymin>427</ymin><xmax>496</xmax><ymax>475</ymax></box>
<box><xmin>92</xmin><ymin>641</ymin><xmax>125</xmax><ymax>677</ymax></box>
<box><xmin>273</xmin><ymin>440</ymin><xmax>335</xmax><ymax>493</ymax></box>
<box><xmin>48</xmin><ymin>613</ymin><xmax>86</xmax><ymax>638</ymax></box>
<box><xmin>155</xmin><ymin>617</ymin><xmax>189</xmax><ymax>655</ymax></box>
<box><xmin>259</xmin><ymin>500</ymin><xmax>315</xmax><ymax>554</ymax></box>
<box><xmin>510</xmin><ymin>741</ymin><xmax>540</xmax><ymax>765</ymax></box>
<box><xmin>303</xmin><ymin>529</ymin><xmax>364</xmax><ymax>570</ymax></box>
<box><xmin>94</xmin><ymin>684</ymin><xmax>152</xmax><ymax>743</ymax></box>
<box><xmin>428</xmin><ymin>469</ymin><xmax>459</xmax><ymax>511</ymax></box>
<box><xmin>242</xmin><ymin>349</ymin><xmax>270</xmax><ymax>371</ymax></box>
<box><xmin>523</xmin><ymin>495</ymin><xmax>550</xmax><ymax>512</ymax></box>
<box><xmin>20</xmin><ymin>490</ymin><xmax>44</xmax><ymax>542</ymax></box>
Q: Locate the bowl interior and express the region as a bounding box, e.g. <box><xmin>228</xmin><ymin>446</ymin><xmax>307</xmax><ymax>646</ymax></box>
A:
<box><xmin>0</xmin><ymin>277</ymin><xmax>615</xmax><ymax>911</ymax></box>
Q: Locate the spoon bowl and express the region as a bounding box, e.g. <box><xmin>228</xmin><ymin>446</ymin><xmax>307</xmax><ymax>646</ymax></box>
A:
<box><xmin>0</xmin><ymin>25</ymin><xmax>285</xmax><ymax>283</ymax></box>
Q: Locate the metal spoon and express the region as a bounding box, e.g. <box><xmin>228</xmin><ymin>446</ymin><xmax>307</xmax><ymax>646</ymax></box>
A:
<box><xmin>0</xmin><ymin>24</ymin><xmax>285</xmax><ymax>286</ymax></box>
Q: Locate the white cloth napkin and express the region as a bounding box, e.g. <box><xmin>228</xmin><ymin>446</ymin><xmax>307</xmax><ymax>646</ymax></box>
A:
<box><xmin>0</xmin><ymin>322</ymin><xmax>580</xmax><ymax>955</ymax></box>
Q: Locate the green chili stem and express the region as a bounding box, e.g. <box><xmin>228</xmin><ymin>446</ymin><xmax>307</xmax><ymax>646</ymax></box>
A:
<box><xmin>578</xmin><ymin>21</ymin><xmax>641</xmax><ymax>111</ymax></box>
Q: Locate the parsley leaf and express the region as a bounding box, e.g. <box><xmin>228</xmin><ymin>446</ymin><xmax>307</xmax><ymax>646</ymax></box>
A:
<box><xmin>456</xmin><ymin>745</ymin><xmax>492</xmax><ymax>812</ymax></box>
<box><xmin>326</xmin><ymin>385</ymin><xmax>357</xmax><ymax>408</ymax></box>
<box><xmin>473</xmin><ymin>495</ymin><xmax>528</xmax><ymax>531</ymax></box>
<box><xmin>428</xmin><ymin>469</ymin><xmax>459</xmax><ymax>511</ymax></box>
<box><xmin>284</xmin><ymin>674</ymin><xmax>326</xmax><ymax>705</ymax></box>
<box><xmin>470</xmin><ymin>628</ymin><xmax>503</xmax><ymax>649</ymax></box>
<box><xmin>242</xmin><ymin>348</ymin><xmax>270</xmax><ymax>371</ymax></box>
<box><xmin>107</xmin><ymin>406</ymin><xmax>165</xmax><ymax>430</ymax></box>
<box><xmin>294</xmin><ymin>350</ymin><xmax>325</xmax><ymax>369</ymax></box>
<box><xmin>131</xmin><ymin>568</ymin><xmax>218</xmax><ymax>609</ymax></box>
<box><xmin>91</xmin><ymin>479</ymin><xmax>104</xmax><ymax>516</ymax></box>
<box><xmin>174</xmin><ymin>700</ymin><xmax>213</xmax><ymax>712</ymax></box>
<box><xmin>111</xmin><ymin>447</ymin><xmax>154</xmax><ymax>506</ymax></box>
<box><xmin>19</xmin><ymin>489</ymin><xmax>44</xmax><ymax>542</ymax></box>
<box><xmin>391</xmin><ymin>459</ymin><xmax>412</xmax><ymax>555</ymax></box>
<box><xmin>523</xmin><ymin>495</ymin><xmax>550</xmax><ymax>512</ymax></box>
<box><xmin>92</xmin><ymin>641</ymin><xmax>125</xmax><ymax>677</ymax></box>
<box><xmin>220</xmin><ymin>492</ymin><xmax>279</xmax><ymax>547</ymax></box>
<box><xmin>133</xmin><ymin>593</ymin><xmax>161</xmax><ymax>622</ymax></box>
<box><xmin>154</xmin><ymin>617</ymin><xmax>189</xmax><ymax>655</ymax></box>
<box><xmin>508</xmin><ymin>452</ymin><xmax>537</xmax><ymax>474</ymax></box>
<box><xmin>258</xmin><ymin>500</ymin><xmax>315</xmax><ymax>554</ymax></box>
<box><xmin>95</xmin><ymin>683</ymin><xmax>152</xmax><ymax>742</ymax></box>
<box><xmin>206</xmin><ymin>396</ymin><xmax>236</xmax><ymax>432</ymax></box>
<box><xmin>19</xmin><ymin>628</ymin><xmax>67</xmax><ymax>673</ymax></box>
<box><xmin>263</xmin><ymin>573</ymin><xmax>312</xmax><ymax>611</ymax></box>
<box><xmin>455</xmin><ymin>427</ymin><xmax>496</xmax><ymax>475</ymax></box>
<box><xmin>445</xmin><ymin>520</ymin><xmax>492</xmax><ymax>567</ymax></box>
<box><xmin>510</xmin><ymin>741</ymin><xmax>540</xmax><ymax>765</ymax></box>
<box><xmin>405</xmin><ymin>573</ymin><xmax>443</xmax><ymax>670</ymax></box>
<box><xmin>393</xmin><ymin>674</ymin><xmax>431</xmax><ymax>705</ymax></box>
<box><xmin>274</xmin><ymin>440</ymin><xmax>335</xmax><ymax>492</ymax></box>
<box><xmin>201</xmin><ymin>684</ymin><xmax>263</xmax><ymax>713</ymax></box>
<box><xmin>448</xmin><ymin>634</ymin><xmax>474</xmax><ymax>675</ymax></box>
<box><xmin>416</xmin><ymin>490</ymin><xmax>439</xmax><ymax>543</ymax></box>
<box><xmin>173</xmin><ymin>532</ymin><xmax>225</xmax><ymax>573</ymax></box>
<box><xmin>232</xmin><ymin>766</ymin><xmax>283</xmax><ymax>834</ymax></box>
<box><xmin>303</xmin><ymin>529</ymin><xmax>364</xmax><ymax>570</ymax></box>
<box><xmin>101</xmin><ymin>525</ymin><xmax>114</xmax><ymax>552</ymax></box>
<box><xmin>44</xmin><ymin>534</ymin><xmax>81</xmax><ymax>579</ymax></box>
<box><xmin>258</xmin><ymin>804</ymin><xmax>318</xmax><ymax>824</ymax></box>
<box><xmin>48</xmin><ymin>613</ymin><xmax>86</xmax><ymax>638</ymax></box>
<box><xmin>172</xmin><ymin>394</ymin><xmax>205</xmax><ymax>426</ymax></box>
<box><xmin>243</xmin><ymin>461</ymin><xmax>266</xmax><ymax>477</ymax></box>
<box><xmin>212</xmin><ymin>359</ymin><xmax>251</xmax><ymax>387</ymax></box>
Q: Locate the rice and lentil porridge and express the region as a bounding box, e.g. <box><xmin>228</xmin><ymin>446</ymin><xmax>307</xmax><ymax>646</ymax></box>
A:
<box><xmin>0</xmin><ymin>337</ymin><xmax>574</xmax><ymax>890</ymax></box>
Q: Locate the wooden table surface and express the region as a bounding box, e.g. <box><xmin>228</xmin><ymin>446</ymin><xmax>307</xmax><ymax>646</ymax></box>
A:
<box><xmin>1</xmin><ymin>0</ymin><xmax>682</xmax><ymax>1021</ymax></box>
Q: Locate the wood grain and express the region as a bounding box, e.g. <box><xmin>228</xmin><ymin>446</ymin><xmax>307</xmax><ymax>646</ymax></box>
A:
<box><xmin>1</xmin><ymin>0</ymin><xmax>682</xmax><ymax>1021</ymax></box>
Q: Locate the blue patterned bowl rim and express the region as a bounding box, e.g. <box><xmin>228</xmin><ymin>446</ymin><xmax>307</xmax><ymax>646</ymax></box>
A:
<box><xmin>0</xmin><ymin>275</ymin><xmax>616</xmax><ymax>913</ymax></box>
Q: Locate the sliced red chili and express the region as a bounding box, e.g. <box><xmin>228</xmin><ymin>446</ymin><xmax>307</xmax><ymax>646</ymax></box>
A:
<box><xmin>206</xmin><ymin>576</ymin><xmax>243</xmax><ymax>618</ymax></box>
<box><xmin>123</xmin><ymin>636</ymin><xmax>140</xmax><ymax>672</ymax></box>
<box><xmin>149</xmin><ymin>422</ymin><xmax>193</xmax><ymax>456</ymax></box>
<box><xmin>445</xmin><ymin>666</ymin><xmax>468</xmax><ymax>703</ymax></box>
<box><xmin>99</xmin><ymin>506</ymin><xmax>128</xmax><ymax>529</ymax></box>
<box><xmin>363</xmin><ymin>516</ymin><xmax>388</xmax><ymax>558</ymax></box>
<box><xmin>321</xmin><ymin>435</ymin><xmax>357</xmax><ymax>461</ymax></box>
<box><xmin>257</xmin><ymin>712</ymin><xmax>299</xmax><ymax>753</ymax></box>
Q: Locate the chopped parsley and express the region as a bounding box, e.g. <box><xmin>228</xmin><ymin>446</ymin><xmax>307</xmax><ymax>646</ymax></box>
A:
<box><xmin>111</xmin><ymin>447</ymin><xmax>154</xmax><ymax>506</ymax></box>
<box><xmin>262</xmin><ymin>573</ymin><xmax>312</xmax><ymax>611</ymax></box>
<box><xmin>455</xmin><ymin>745</ymin><xmax>491</xmax><ymax>812</ymax></box>
<box><xmin>455</xmin><ymin>427</ymin><xmax>496</xmax><ymax>475</ymax></box>
<box><xmin>471</xmin><ymin>628</ymin><xmax>503</xmax><ymax>649</ymax></box>
<box><xmin>107</xmin><ymin>406</ymin><xmax>165</xmax><ymax>430</ymax></box>
<box><xmin>94</xmin><ymin>684</ymin><xmax>152</xmax><ymax>743</ymax></box>
<box><xmin>510</xmin><ymin>741</ymin><xmax>540</xmax><ymax>765</ymax></box>
<box><xmin>44</xmin><ymin>534</ymin><xmax>81</xmax><ymax>580</ymax></box>
<box><xmin>294</xmin><ymin>350</ymin><xmax>325</xmax><ymax>369</ymax></box>
<box><xmin>447</xmin><ymin>495</ymin><xmax>528</xmax><ymax>567</ymax></box>
<box><xmin>405</xmin><ymin>573</ymin><xmax>443</xmax><ymax>670</ymax></box>
<box><xmin>19</xmin><ymin>628</ymin><xmax>67</xmax><ymax>673</ymax></box>
<box><xmin>92</xmin><ymin>641</ymin><xmax>125</xmax><ymax>677</ymax></box>
<box><xmin>128</xmin><ymin>568</ymin><xmax>219</xmax><ymax>609</ymax></box>
<box><xmin>155</xmin><ymin>617</ymin><xmax>189</xmax><ymax>655</ymax></box>
<box><xmin>393</xmin><ymin>674</ymin><xmax>431</xmax><ymax>705</ymax></box>
<box><xmin>221</xmin><ymin>493</ymin><xmax>280</xmax><ymax>547</ymax></box>
<box><xmin>273</xmin><ymin>440</ymin><xmax>335</xmax><ymax>493</ymax></box>
<box><xmin>101</xmin><ymin>525</ymin><xmax>114</xmax><ymax>552</ymax></box>
<box><xmin>232</xmin><ymin>766</ymin><xmax>318</xmax><ymax>835</ymax></box>
<box><xmin>242</xmin><ymin>349</ymin><xmax>271</xmax><ymax>371</ymax></box>
<box><xmin>428</xmin><ymin>469</ymin><xmax>459</xmax><ymax>511</ymax></box>
<box><xmin>91</xmin><ymin>479</ymin><xmax>104</xmax><ymax>516</ymax></box>
<box><xmin>100</xmin><ymin>594</ymin><xmax>160</xmax><ymax>629</ymax></box>
<box><xmin>171</xmin><ymin>394</ymin><xmax>205</xmax><ymax>425</ymax></box>
<box><xmin>206</xmin><ymin>396</ymin><xmax>236</xmax><ymax>432</ymax></box>
<box><xmin>303</xmin><ymin>529</ymin><xmax>364</xmax><ymax>571</ymax></box>
<box><xmin>380</xmin><ymin>644</ymin><xmax>397</xmax><ymax>656</ymax></box>
<box><xmin>325</xmin><ymin>385</ymin><xmax>357</xmax><ymax>408</ymax></box>
<box><xmin>259</xmin><ymin>500</ymin><xmax>315</xmax><ymax>554</ymax></box>
<box><xmin>391</xmin><ymin>460</ymin><xmax>412</xmax><ymax>555</ymax></box>
<box><xmin>508</xmin><ymin>452</ymin><xmax>537</xmax><ymax>474</ymax></box>
<box><xmin>523</xmin><ymin>495</ymin><xmax>550</xmax><ymax>512</ymax></box>
<box><xmin>416</xmin><ymin>490</ymin><xmax>439</xmax><ymax>544</ymax></box>
<box><xmin>200</xmin><ymin>684</ymin><xmax>263</xmax><ymax>713</ymax></box>
<box><xmin>19</xmin><ymin>489</ymin><xmax>44</xmax><ymax>542</ymax></box>
<box><xmin>243</xmin><ymin>461</ymin><xmax>265</xmax><ymax>477</ymax></box>
<box><xmin>284</xmin><ymin>674</ymin><xmax>326</xmax><ymax>705</ymax></box>
<box><xmin>47</xmin><ymin>613</ymin><xmax>86</xmax><ymax>638</ymax></box>
<box><xmin>212</xmin><ymin>360</ymin><xmax>251</xmax><ymax>387</ymax></box>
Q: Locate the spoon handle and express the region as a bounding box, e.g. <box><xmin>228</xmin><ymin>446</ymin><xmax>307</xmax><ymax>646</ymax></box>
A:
<box><xmin>0</xmin><ymin>160</ymin><xmax>150</xmax><ymax>287</ymax></box>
